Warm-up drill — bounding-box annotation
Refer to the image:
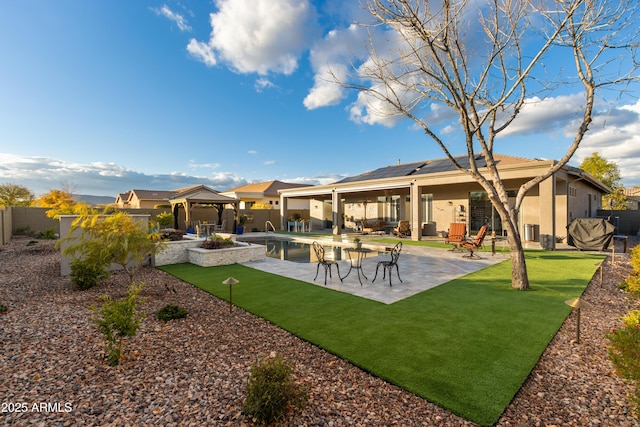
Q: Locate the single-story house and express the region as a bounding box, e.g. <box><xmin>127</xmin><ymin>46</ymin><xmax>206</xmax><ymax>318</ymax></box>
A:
<box><xmin>115</xmin><ymin>189</ymin><xmax>177</xmax><ymax>209</ymax></box>
<box><xmin>278</xmin><ymin>154</ymin><xmax>609</xmax><ymax>249</ymax></box>
<box><xmin>221</xmin><ymin>180</ymin><xmax>310</xmax><ymax>210</ymax></box>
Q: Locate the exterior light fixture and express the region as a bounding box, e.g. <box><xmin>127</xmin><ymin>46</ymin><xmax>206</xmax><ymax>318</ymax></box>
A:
<box><xmin>565</xmin><ymin>298</ymin><xmax>591</xmax><ymax>344</ymax></box>
<box><xmin>223</xmin><ymin>277</ymin><xmax>239</xmax><ymax>313</ymax></box>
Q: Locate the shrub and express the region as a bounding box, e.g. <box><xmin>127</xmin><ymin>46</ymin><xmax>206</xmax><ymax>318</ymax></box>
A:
<box><xmin>161</xmin><ymin>229</ymin><xmax>186</xmax><ymax>241</ymax></box>
<box><xmin>156</xmin><ymin>303</ymin><xmax>188</xmax><ymax>321</ymax></box>
<box><xmin>91</xmin><ymin>283</ymin><xmax>146</xmax><ymax>366</ymax></box>
<box><xmin>35</xmin><ymin>228</ymin><xmax>57</xmax><ymax>240</ymax></box>
<box><xmin>607</xmin><ymin>310</ymin><xmax>640</xmax><ymax>414</ymax></box>
<box><xmin>70</xmin><ymin>258</ymin><xmax>109</xmax><ymax>290</ymax></box>
<box><xmin>632</xmin><ymin>245</ymin><xmax>640</xmax><ymax>275</ymax></box>
<box><xmin>623</xmin><ymin>275</ymin><xmax>640</xmax><ymax>297</ymax></box>
<box><xmin>201</xmin><ymin>236</ymin><xmax>235</xmax><ymax>250</ymax></box>
<box><xmin>0</xmin><ymin>304</ymin><xmax>7</xmax><ymax>314</ymax></box>
<box><xmin>243</xmin><ymin>353</ymin><xmax>308</xmax><ymax>424</ymax></box>
<box><xmin>155</xmin><ymin>212</ymin><xmax>173</xmax><ymax>229</ymax></box>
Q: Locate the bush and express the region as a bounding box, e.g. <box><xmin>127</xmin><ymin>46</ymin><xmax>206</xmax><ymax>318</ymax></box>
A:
<box><xmin>243</xmin><ymin>353</ymin><xmax>308</xmax><ymax>424</ymax></box>
<box><xmin>607</xmin><ymin>310</ymin><xmax>640</xmax><ymax>414</ymax></box>
<box><xmin>35</xmin><ymin>228</ymin><xmax>57</xmax><ymax>240</ymax></box>
<box><xmin>201</xmin><ymin>236</ymin><xmax>235</xmax><ymax>250</ymax></box>
<box><xmin>622</xmin><ymin>275</ymin><xmax>640</xmax><ymax>297</ymax></box>
<box><xmin>0</xmin><ymin>304</ymin><xmax>7</xmax><ymax>314</ymax></box>
<box><xmin>161</xmin><ymin>229</ymin><xmax>186</xmax><ymax>241</ymax></box>
<box><xmin>91</xmin><ymin>283</ymin><xmax>146</xmax><ymax>366</ymax></box>
<box><xmin>70</xmin><ymin>259</ymin><xmax>109</xmax><ymax>290</ymax></box>
<box><xmin>156</xmin><ymin>303</ymin><xmax>188</xmax><ymax>321</ymax></box>
<box><xmin>632</xmin><ymin>245</ymin><xmax>640</xmax><ymax>275</ymax></box>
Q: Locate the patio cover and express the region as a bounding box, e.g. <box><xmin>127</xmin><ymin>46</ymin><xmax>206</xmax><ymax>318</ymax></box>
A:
<box><xmin>169</xmin><ymin>185</ymin><xmax>239</xmax><ymax>229</ymax></box>
<box><xmin>567</xmin><ymin>218</ymin><xmax>616</xmax><ymax>251</ymax></box>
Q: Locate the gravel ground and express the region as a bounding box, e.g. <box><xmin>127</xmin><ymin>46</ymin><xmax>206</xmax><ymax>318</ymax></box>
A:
<box><xmin>1</xmin><ymin>235</ymin><xmax>639</xmax><ymax>426</ymax></box>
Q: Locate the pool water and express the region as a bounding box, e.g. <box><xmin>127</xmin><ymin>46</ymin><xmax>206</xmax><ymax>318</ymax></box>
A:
<box><xmin>239</xmin><ymin>238</ymin><xmax>383</xmax><ymax>263</ymax></box>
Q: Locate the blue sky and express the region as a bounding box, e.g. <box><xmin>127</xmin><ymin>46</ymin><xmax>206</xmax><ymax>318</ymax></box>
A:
<box><xmin>1</xmin><ymin>0</ymin><xmax>639</xmax><ymax>198</ymax></box>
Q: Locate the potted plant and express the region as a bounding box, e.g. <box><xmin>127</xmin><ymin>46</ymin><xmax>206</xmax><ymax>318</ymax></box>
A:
<box><xmin>353</xmin><ymin>237</ymin><xmax>362</xmax><ymax>249</ymax></box>
<box><xmin>237</xmin><ymin>214</ymin><xmax>248</xmax><ymax>235</ymax></box>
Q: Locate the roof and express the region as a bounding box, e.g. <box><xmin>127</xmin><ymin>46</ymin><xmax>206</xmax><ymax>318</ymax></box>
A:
<box><xmin>169</xmin><ymin>185</ymin><xmax>238</xmax><ymax>204</ymax></box>
<box><xmin>116</xmin><ymin>185</ymin><xmax>238</xmax><ymax>204</ymax></box>
<box><xmin>335</xmin><ymin>154</ymin><xmax>534</xmax><ymax>184</ymax></box>
<box><xmin>625</xmin><ymin>187</ymin><xmax>640</xmax><ymax>197</ymax></box>
<box><xmin>224</xmin><ymin>180</ymin><xmax>309</xmax><ymax>197</ymax></box>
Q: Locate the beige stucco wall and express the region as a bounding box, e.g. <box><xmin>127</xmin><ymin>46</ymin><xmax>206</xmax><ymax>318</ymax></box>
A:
<box><xmin>58</xmin><ymin>214</ymin><xmax>150</xmax><ymax>276</ymax></box>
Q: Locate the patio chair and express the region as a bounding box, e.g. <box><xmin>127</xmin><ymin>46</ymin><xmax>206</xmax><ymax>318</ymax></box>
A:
<box><xmin>445</xmin><ymin>222</ymin><xmax>467</xmax><ymax>251</ymax></box>
<box><xmin>312</xmin><ymin>241</ymin><xmax>342</xmax><ymax>285</ymax></box>
<box><xmin>461</xmin><ymin>225</ymin><xmax>489</xmax><ymax>259</ymax></box>
<box><xmin>373</xmin><ymin>242</ymin><xmax>403</xmax><ymax>286</ymax></box>
<box><xmin>393</xmin><ymin>220</ymin><xmax>411</xmax><ymax>238</ymax></box>
<box><xmin>214</xmin><ymin>220</ymin><xmax>225</xmax><ymax>233</ymax></box>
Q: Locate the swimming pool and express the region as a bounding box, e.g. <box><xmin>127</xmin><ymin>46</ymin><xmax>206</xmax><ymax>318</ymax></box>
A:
<box><xmin>239</xmin><ymin>238</ymin><xmax>383</xmax><ymax>263</ymax></box>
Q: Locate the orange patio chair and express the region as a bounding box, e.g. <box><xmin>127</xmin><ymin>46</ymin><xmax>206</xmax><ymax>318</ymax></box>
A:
<box><xmin>445</xmin><ymin>223</ymin><xmax>467</xmax><ymax>251</ymax></box>
<box><xmin>461</xmin><ymin>225</ymin><xmax>489</xmax><ymax>259</ymax></box>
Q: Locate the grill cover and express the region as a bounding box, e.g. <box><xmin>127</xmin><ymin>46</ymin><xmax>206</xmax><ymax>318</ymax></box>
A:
<box><xmin>567</xmin><ymin>218</ymin><xmax>616</xmax><ymax>251</ymax></box>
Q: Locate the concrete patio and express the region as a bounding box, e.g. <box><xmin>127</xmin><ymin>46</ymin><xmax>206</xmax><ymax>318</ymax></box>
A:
<box><xmin>241</xmin><ymin>234</ymin><xmax>509</xmax><ymax>304</ymax></box>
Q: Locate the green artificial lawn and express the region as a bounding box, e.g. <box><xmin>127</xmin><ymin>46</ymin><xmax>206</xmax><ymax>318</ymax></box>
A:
<box><xmin>159</xmin><ymin>250</ymin><xmax>604</xmax><ymax>426</ymax></box>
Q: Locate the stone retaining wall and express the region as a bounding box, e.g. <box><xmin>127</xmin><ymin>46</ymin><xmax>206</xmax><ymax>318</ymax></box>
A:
<box><xmin>187</xmin><ymin>242</ymin><xmax>265</xmax><ymax>267</ymax></box>
<box><xmin>154</xmin><ymin>237</ymin><xmax>203</xmax><ymax>266</ymax></box>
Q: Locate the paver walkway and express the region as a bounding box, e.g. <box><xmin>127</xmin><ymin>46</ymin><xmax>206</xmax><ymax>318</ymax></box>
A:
<box><xmin>243</xmin><ymin>240</ymin><xmax>507</xmax><ymax>304</ymax></box>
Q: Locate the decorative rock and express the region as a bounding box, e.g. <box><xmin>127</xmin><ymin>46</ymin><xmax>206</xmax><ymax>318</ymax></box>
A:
<box><xmin>1</xmin><ymin>236</ymin><xmax>638</xmax><ymax>426</ymax></box>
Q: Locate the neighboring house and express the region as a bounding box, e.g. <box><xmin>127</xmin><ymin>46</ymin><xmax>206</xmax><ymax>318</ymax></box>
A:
<box><xmin>624</xmin><ymin>187</ymin><xmax>640</xmax><ymax>210</ymax></box>
<box><xmin>114</xmin><ymin>185</ymin><xmax>239</xmax><ymax>230</ymax></box>
<box><xmin>279</xmin><ymin>154</ymin><xmax>609</xmax><ymax>248</ymax></box>
<box><xmin>115</xmin><ymin>189</ymin><xmax>177</xmax><ymax>209</ymax></box>
<box><xmin>221</xmin><ymin>180</ymin><xmax>309</xmax><ymax>210</ymax></box>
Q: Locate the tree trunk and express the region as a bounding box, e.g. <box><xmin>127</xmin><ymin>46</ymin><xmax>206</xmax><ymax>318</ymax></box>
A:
<box><xmin>503</xmin><ymin>211</ymin><xmax>530</xmax><ymax>290</ymax></box>
<box><xmin>509</xmin><ymin>240</ymin><xmax>530</xmax><ymax>290</ymax></box>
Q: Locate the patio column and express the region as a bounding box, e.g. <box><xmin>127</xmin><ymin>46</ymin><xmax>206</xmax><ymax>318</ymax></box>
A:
<box><xmin>410</xmin><ymin>181</ymin><xmax>422</xmax><ymax>241</ymax></box>
<box><xmin>280</xmin><ymin>194</ymin><xmax>288</xmax><ymax>231</ymax></box>
<box><xmin>332</xmin><ymin>189</ymin><xmax>343</xmax><ymax>235</ymax></box>
<box><xmin>538</xmin><ymin>175</ymin><xmax>556</xmax><ymax>250</ymax></box>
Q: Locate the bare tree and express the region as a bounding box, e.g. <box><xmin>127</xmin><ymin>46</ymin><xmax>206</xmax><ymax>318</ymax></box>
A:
<box><xmin>345</xmin><ymin>0</ymin><xmax>639</xmax><ymax>289</ymax></box>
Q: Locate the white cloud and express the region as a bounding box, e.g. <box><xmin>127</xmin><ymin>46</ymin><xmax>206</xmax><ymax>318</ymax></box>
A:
<box><xmin>498</xmin><ymin>94</ymin><xmax>588</xmax><ymax>137</ymax></box>
<box><xmin>575</xmin><ymin>99</ymin><xmax>640</xmax><ymax>187</ymax></box>
<box><xmin>264</xmin><ymin>160</ymin><xmax>277</xmax><ymax>165</ymax></box>
<box><xmin>255</xmin><ymin>78</ymin><xmax>276</xmax><ymax>92</ymax></box>
<box><xmin>187</xmin><ymin>39</ymin><xmax>217</xmax><ymax>67</ymax></box>
<box><xmin>153</xmin><ymin>5</ymin><xmax>192</xmax><ymax>32</ymax></box>
<box><xmin>304</xmin><ymin>24</ymin><xmax>368</xmax><ymax>109</ymax></box>
<box><xmin>247</xmin><ymin>150</ymin><xmax>258</xmax><ymax>155</ymax></box>
<box><xmin>0</xmin><ymin>154</ymin><xmax>248</xmax><ymax>197</ymax></box>
<box><xmin>188</xmin><ymin>0</ymin><xmax>318</xmax><ymax>75</ymax></box>
<box><xmin>494</xmin><ymin>95</ymin><xmax>640</xmax><ymax>187</ymax></box>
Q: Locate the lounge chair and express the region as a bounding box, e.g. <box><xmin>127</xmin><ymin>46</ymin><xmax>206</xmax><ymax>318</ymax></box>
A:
<box><xmin>312</xmin><ymin>241</ymin><xmax>342</xmax><ymax>285</ymax></box>
<box><xmin>393</xmin><ymin>220</ymin><xmax>411</xmax><ymax>238</ymax></box>
<box><xmin>372</xmin><ymin>242</ymin><xmax>403</xmax><ymax>286</ymax></box>
<box><xmin>461</xmin><ymin>225</ymin><xmax>489</xmax><ymax>259</ymax></box>
<box><xmin>445</xmin><ymin>222</ymin><xmax>467</xmax><ymax>251</ymax></box>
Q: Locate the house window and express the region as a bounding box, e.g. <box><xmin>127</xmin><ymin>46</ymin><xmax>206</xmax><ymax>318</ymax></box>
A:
<box><xmin>569</xmin><ymin>186</ymin><xmax>577</xmax><ymax>197</ymax></box>
<box><xmin>422</xmin><ymin>194</ymin><xmax>433</xmax><ymax>223</ymax></box>
<box><xmin>378</xmin><ymin>195</ymin><xmax>401</xmax><ymax>222</ymax></box>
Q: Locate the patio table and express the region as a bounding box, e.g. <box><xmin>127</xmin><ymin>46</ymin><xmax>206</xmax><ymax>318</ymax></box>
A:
<box><xmin>341</xmin><ymin>247</ymin><xmax>372</xmax><ymax>286</ymax></box>
<box><xmin>198</xmin><ymin>223</ymin><xmax>216</xmax><ymax>237</ymax></box>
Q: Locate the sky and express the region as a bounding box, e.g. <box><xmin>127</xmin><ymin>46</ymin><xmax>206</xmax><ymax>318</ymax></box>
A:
<box><xmin>1</xmin><ymin>0</ymin><xmax>639</xmax><ymax>198</ymax></box>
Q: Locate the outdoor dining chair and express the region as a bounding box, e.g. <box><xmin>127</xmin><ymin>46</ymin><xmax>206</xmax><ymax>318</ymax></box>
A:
<box><xmin>372</xmin><ymin>242</ymin><xmax>403</xmax><ymax>286</ymax></box>
<box><xmin>312</xmin><ymin>241</ymin><xmax>342</xmax><ymax>285</ymax></box>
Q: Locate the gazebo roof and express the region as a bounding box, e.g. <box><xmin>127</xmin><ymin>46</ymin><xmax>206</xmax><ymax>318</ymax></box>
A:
<box><xmin>169</xmin><ymin>185</ymin><xmax>238</xmax><ymax>205</ymax></box>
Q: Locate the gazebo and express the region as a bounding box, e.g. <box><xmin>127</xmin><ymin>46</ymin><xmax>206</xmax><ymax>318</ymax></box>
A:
<box><xmin>169</xmin><ymin>185</ymin><xmax>239</xmax><ymax>230</ymax></box>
